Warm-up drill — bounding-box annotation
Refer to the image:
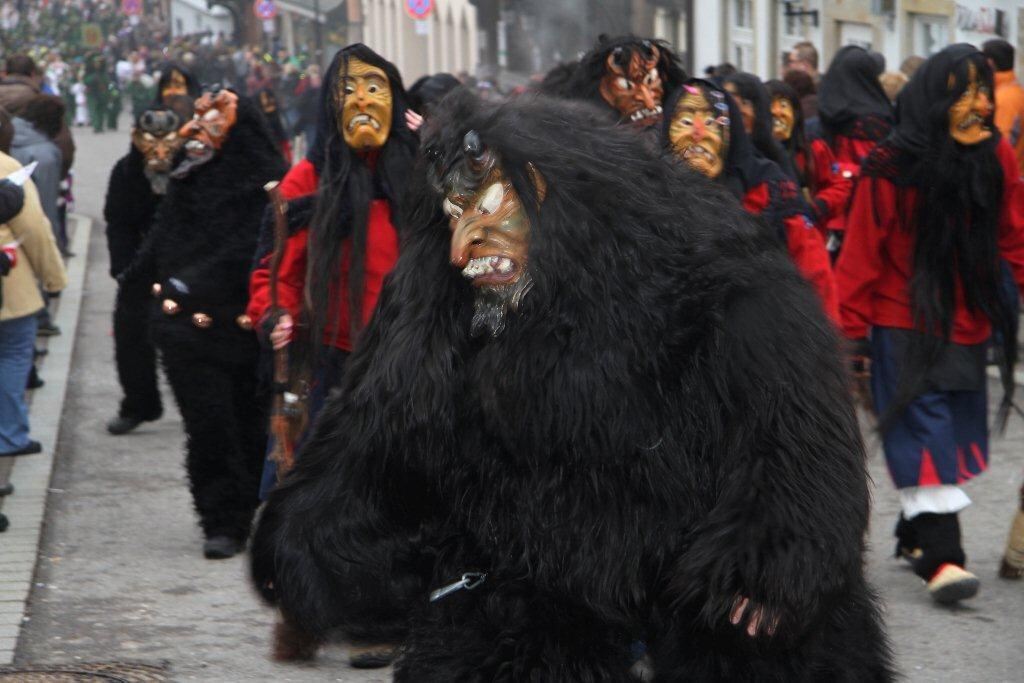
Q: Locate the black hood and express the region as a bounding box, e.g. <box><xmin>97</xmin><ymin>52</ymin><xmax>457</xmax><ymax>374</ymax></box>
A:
<box><xmin>307</xmin><ymin>43</ymin><xmax>415</xmax><ymax>175</ymax></box>
<box><xmin>664</xmin><ymin>79</ymin><xmax>787</xmax><ymax>199</ymax></box>
<box><xmin>154</xmin><ymin>63</ymin><xmax>201</xmax><ymax>104</ymax></box>
<box><xmin>863</xmin><ymin>44</ymin><xmax>999</xmax><ymax>183</ymax></box>
<box><xmin>723</xmin><ymin>72</ymin><xmax>798</xmax><ymax>180</ymax></box>
<box><xmin>888</xmin><ymin>43</ymin><xmax>996</xmax><ymax>158</ymax></box>
<box><xmin>818</xmin><ymin>46</ymin><xmax>894</xmax><ymax>139</ymax></box>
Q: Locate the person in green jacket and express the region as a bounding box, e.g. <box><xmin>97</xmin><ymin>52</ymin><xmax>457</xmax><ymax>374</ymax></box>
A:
<box><xmin>82</xmin><ymin>54</ymin><xmax>109</xmax><ymax>133</ymax></box>
<box><xmin>106</xmin><ymin>79</ymin><xmax>122</xmax><ymax>131</ymax></box>
<box><xmin>124</xmin><ymin>73</ymin><xmax>156</xmax><ymax>120</ymax></box>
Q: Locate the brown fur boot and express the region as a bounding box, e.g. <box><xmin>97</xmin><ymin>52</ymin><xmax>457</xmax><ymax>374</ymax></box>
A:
<box><xmin>271</xmin><ymin>614</ymin><xmax>321</xmax><ymax>661</ymax></box>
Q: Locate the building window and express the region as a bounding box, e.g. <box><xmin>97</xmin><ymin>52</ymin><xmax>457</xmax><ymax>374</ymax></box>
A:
<box><xmin>776</xmin><ymin>0</ymin><xmax>809</xmax><ymax>76</ymax></box>
<box><xmin>913</xmin><ymin>14</ymin><xmax>948</xmax><ymax>57</ymax></box>
<box><xmin>733</xmin><ymin>0</ymin><xmax>753</xmax><ymax>29</ymax></box>
<box><xmin>734</xmin><ymin>43</ymin><xmax>754</xmax><ymax>71</ymax></box>
<box><xmin>729</xmin><ymin>0</ymin><xmax>755</xmax><ymax>71</ymax></box>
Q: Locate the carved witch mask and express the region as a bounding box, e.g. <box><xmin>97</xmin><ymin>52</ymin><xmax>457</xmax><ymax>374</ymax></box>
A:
<box><xmin>948</xmin><ymin>61</ymin><xmax>994</xmax><ymax>146</ymax></box>
<box><xmin>337</xmin><ymin>57</ymin><xmax>393</xmax><ymax>150</ymax></box>
<box><xmin>669</xmin><ymin>85</ymin><xmax>730</xmax><ymax>179</ymax></box>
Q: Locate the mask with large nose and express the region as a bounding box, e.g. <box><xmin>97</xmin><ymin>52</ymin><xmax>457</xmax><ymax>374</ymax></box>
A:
<box><xmin>668</xmin><ymin>85</ymin><xmax>729</xmax><ymax>179</ymax></box>
<box><xmin>337</xmin><ymin>57</ymin><xmax>394</xmax><ymax>150</ymax></box>
<box><xmin>172</xmin><ymin>89</ymin><xmax>238</xmax><ymax>178</ymax></box>
<box><xmin>599</xmin><ymin>43</ymin><xmax>665</xmax><ymax>127</ymax></box>
<box><xmin>436</xmin><ymin>131</ymin><xmax>542</xmax><ymax>337</ymax></box>
<box><xmin>948</xmin><ymin>61</ymin><xmax>994</xmax><ymax>146</ymax></box>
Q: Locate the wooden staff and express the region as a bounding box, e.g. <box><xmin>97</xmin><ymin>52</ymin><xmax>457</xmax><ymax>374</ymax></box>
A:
<box><xmin>264</xmin><ymin>181</ymin><xmax>304</xmax><ymax>479</ymax></box>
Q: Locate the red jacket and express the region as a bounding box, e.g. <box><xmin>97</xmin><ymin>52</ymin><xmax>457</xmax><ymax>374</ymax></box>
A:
<box><xmin>795</xmin><ymin>139</ymin><xmax>854</xmax><ymax>231</ymax></box>
<box><xmin>245</xmin><ymin>158</ymin><xmax>400</xmax><ymax>351</ymax></box>
<box><xmin>836</xmin><ymin>139</ymin><xmax>1024</xmax><ymax>344</ymax></box>
<box><xmin>824</xmin><ymin>134</ymin><xmax>878</xmax><ymax>231</ymax></box>
<box><xmin>742</xmin><ymin>182</ymin><xmax>840</xmax><ymax>322</ymax></box>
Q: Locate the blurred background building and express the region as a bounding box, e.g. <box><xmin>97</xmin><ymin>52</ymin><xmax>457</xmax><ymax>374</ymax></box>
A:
<box><xmin>167</xmin><ymin>0</ymin><xmax>1023</xmax><ymax>82</ymax></box>
<box><xmin>696</xmin><ymin>0</ymin><xmax>1023</xmax><ymax>81</ymax></box>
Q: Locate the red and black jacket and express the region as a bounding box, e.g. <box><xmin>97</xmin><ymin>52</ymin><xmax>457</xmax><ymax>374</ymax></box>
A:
<box><xmin>246</xmin><ymin>158</ymin><xmax>400</xmax><ymax>352</ymax></box>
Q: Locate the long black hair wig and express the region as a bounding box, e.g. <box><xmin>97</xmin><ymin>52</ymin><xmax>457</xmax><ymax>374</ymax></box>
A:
<box><xmin>305</xmin><ymin>44</ymin><xmax>418</xmax><ymax>355</ymax></box>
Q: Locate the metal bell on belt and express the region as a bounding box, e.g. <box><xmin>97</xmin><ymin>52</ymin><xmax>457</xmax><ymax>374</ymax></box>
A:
<box><xmin>162</xmin><ymin>299</ymin><xmax>181</xmax><ymax>315</ymax></box>
<box><xmin>192</xmin><ymin>312</ymin><xmax>213</xmax><ymax>329</ymax></box>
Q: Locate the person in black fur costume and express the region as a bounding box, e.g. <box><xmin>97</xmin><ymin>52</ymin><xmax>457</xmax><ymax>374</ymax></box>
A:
<box><xmin>250</xmin><ymin>91</ymin><xmax>892</xmax><ymax>680</ymax></box>
<box><xmin>126</xmin><ymin>89</ymin><xmax>286</xmax><ymax>559</ymax></box>
<box><xmin>103</xmin><ymin>104</ymin><xmax>191</xmax><ymax>435</ymax></box>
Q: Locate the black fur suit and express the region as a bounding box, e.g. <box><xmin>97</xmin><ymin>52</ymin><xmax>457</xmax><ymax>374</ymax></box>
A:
<box><xmin>130</xmin><ymin>95</ymin><xmax>286</xmax><ymax>548</ymax></box>
<box><xmin>104</xmin><ymin>147</ymin><xmax>163</xmax><ymax>423</ymax></box>
<box><xmin>252</xmin><ymin>93</ymin><xmax>892</xmax><ymax>680</ymax></box>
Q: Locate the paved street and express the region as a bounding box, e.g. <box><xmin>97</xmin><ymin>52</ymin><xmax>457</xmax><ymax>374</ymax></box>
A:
<box><xmin>1</xmin><ymin>121</ymin><xmax>1023</xmax><ymax>681</ymax></box>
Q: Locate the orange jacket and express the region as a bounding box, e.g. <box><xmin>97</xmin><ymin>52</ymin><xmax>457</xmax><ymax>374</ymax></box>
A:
<box><xmin>994</xmin><ymin>70</ymin><xmax>1024</xmax><ymax>177</ymax></box>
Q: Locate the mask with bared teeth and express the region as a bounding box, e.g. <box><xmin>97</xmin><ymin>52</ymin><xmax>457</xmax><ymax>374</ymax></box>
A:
<box><xmin>433</xmin><ymin>130</ymin><xmax>543</xmax><ymax>338</ymax></box>
<box><xmin>947</xmin><ymin>61</ymin><xmax>994</xmax><ymax>146</ymax></box>
<box><xmin>173</xmin><ymin>89</ymin><xmax>238</xmax><ymax>178</ymax></box>
<box><xmin>599</xmin><ymin>42</ymin><xmax>666</xmax><ymax>127</ymax></box>
<box><xmin>668</xmin><ymin>84</ymin><xmax>729</xmax><ymax>179</ymax></box>
<box><xmin>337</xmin><ymin>57</ymin><xmax>393</xmax><ymax>150</ymax></box>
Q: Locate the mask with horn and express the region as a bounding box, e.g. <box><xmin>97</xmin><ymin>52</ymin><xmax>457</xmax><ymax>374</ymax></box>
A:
<box><xmin>432</xmin><ymin>130</ymin><xmax>540</xmax><ymax>338</ymax></box>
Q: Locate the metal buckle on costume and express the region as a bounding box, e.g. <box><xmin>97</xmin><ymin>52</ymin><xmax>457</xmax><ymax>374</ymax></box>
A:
<box><xmin>151</xmin><ymin>282</ymin><xmax>162</xmax><ymax>297</ymax></box>
<box><xmin>191</xmin><ymin>312</ymin><xmax>213</xmax><ymax>329</ymax></box>
<box><xmin>236</xmin><ymin>314</ymin><xmax>254</xmax><ymax>331</ymax></box>
<box><xmin>162</xmin><ymin>299</ymin><xmax>181</xmax><ymax>315</ymax></box>
<box><xmin>429</xmin><ymin>572</ymin><xmax>487</xmax><ymax>602</ymax></box>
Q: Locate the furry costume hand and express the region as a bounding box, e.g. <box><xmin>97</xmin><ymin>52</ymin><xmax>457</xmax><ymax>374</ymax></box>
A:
<box><xmin>669</xmin><ymin>287</ymin><xmax>870</xmax><ymax>646</ymax></box>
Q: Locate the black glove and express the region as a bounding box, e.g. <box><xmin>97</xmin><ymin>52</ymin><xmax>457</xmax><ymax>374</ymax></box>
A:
<box><xmin>0</xmin><ymin>179</ymin><xmax>25</xmax><ymax>225</ymax></box>
<box><xmin>0</xmin><ymin>251</ymin><xmax>11</xmax><ymax>277</ymax></box>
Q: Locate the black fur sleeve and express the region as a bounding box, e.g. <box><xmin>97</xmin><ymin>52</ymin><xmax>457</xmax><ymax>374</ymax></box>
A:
<box><xmin>249</xmin><ymin>229</ymin><xmax>451</xmax><ymax>643</ymax></box>
<box><xmin>249</xmin><ymin>398</ymin><xmax>432</xmax><ymax>643</ymax></box>
<box><xmin>117</xmin><ymin>196</ymin><xmax>162</xmax><ymax>286</ymax></box>
<box><xmin>104</xmin><ymin>154</ymin><xmax>159</xmax><ymax>279</ymax></box>
<box><xmin>669</xmin><ymin>278</ymin><xmax>870</xmax><ymax>644</ymax></box>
